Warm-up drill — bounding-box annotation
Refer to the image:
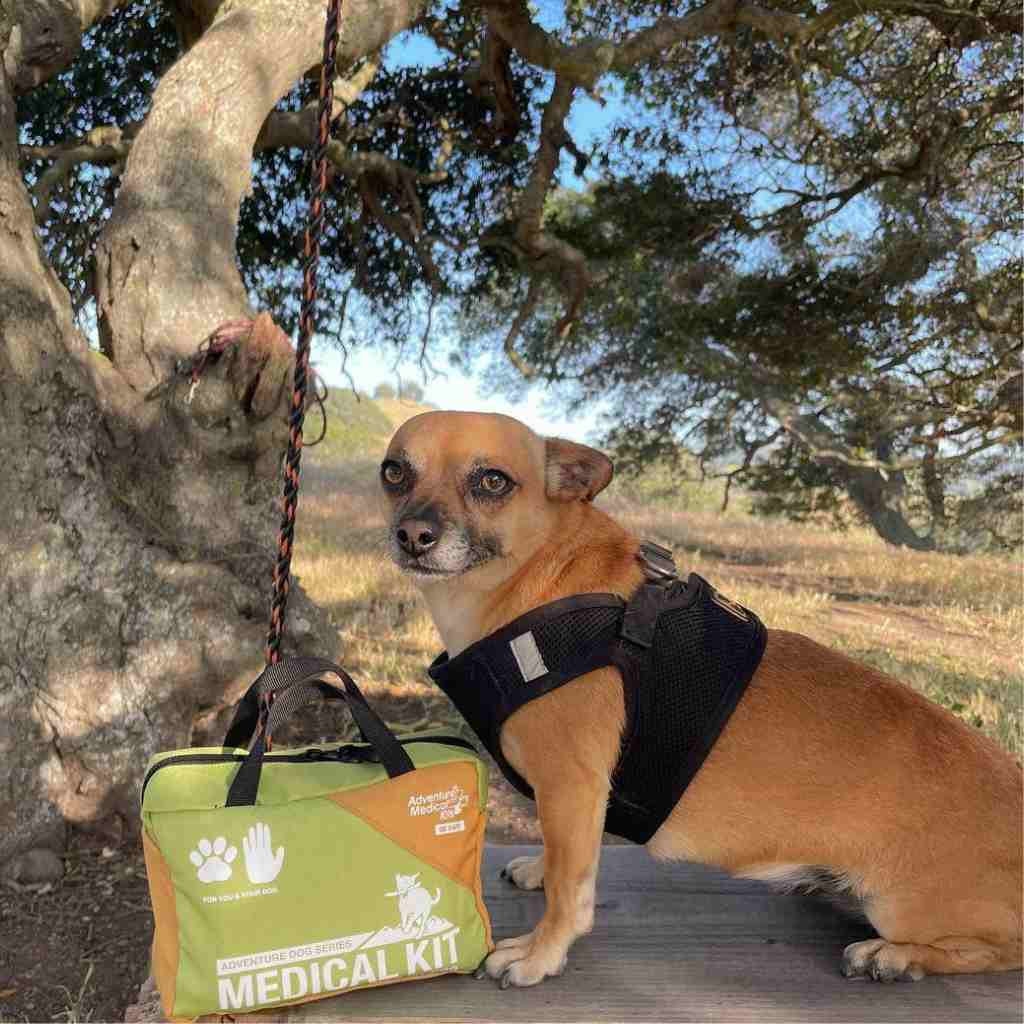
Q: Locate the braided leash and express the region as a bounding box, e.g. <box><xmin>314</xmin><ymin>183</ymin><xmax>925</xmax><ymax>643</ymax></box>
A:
<box><xmin>261</xmin><ymin>0</ymin><xmax>345</xmax><ymax>739</ymax></box>
<box><xmin>266</xmin><ymin>0</ymin><xmax>343</xmax><ymax>668</ymax></box>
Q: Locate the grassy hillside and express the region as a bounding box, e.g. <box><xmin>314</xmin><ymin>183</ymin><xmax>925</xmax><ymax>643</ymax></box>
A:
<box><xmin>308</xmin><ymin>387</ymin><xmax>395</xmax><ymax>458</ymax></box>
<box><xmin>293</xmin><ymin>395</ymin><xmax>1022</xmax><ymax>779</ymax></box>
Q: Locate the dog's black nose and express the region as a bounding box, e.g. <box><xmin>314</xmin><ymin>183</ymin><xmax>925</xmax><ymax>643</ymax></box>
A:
<box><xmin>396</xmin><ymin>519</ymin><xmax>438</xmax><ymax>556</ymax></box>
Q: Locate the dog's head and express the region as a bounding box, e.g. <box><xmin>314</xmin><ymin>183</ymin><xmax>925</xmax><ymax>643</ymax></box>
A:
<box><xmin>379</xmin><ymin>411</ymin><xmax>613</xmax><ymax>585</ymax></box>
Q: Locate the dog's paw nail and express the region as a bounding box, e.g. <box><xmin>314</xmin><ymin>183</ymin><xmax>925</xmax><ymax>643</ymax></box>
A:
<box><xmin>474</xmin><ymin>965</ymin><xmax>488</xmax><ymax>980</ymax></box>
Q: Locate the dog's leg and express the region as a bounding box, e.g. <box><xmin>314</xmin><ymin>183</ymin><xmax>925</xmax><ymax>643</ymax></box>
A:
<box><xmin>842</xmin><ymin>936</ymin><xmax>1022</xmax><ymax>981</ymax></box>
<box><xmin>843</xmin><ymin>887</ymin><xmax>1023</xmax><ymax>980</ymax></box>
<box><xmin>481</xmin><ymin>771</ymin><xmax>607</xmax><ymax>988</ymax></box>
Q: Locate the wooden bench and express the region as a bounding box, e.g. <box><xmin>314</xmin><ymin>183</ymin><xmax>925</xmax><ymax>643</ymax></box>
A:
<box><xmin>286</xmin><ymin>845</ymin><xmax>1020</xmax><ymax>1022</ymax></box>
<box><xmin>126</xmin><ymin>844</ymin><xmax>1020</xmax><ymax>1022</ymax></box>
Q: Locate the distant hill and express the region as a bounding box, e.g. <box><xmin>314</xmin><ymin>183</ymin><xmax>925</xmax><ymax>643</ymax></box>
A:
<box><xmin>373</xmin><ymin>396</ymin><xmax>437</xmax><ymax>430</ymax></box>
<box><xmin>310</xmin><ymin>388</ymin><xmax>435</xmax><ymax>460</ymax></box>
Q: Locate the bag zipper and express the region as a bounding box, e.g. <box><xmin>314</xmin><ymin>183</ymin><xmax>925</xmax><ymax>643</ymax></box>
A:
<box><xmin>140</xmin><ymin>734</ymin><xmax>475</xmax><ymax>804</ymax></box>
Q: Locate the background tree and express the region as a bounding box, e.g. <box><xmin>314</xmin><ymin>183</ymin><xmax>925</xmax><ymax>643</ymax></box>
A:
<box><xmin>398</xmin><ymin>377</ymin><xmax>425</xmax><ymax>401</ymax></box>
<box><xmin>1</xmin><ymin>0</ymin><xmax>1018</xmax><ymax>861</ymax></box>
<box><xmin>374</xmin><ymin>381</ymin><xmax>397</xmax><ymax>400</ymax></box>
<box><xmin>458</xmin><ymin>172</ymin><xmax>1021</xmax><ymax>551</ymax></box>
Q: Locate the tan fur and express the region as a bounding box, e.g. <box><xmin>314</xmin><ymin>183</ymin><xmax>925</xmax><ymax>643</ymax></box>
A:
<box><xmin>381</xmin><ymin>411</ymin><xmax>1023</xmax><ymax>989</ymax></box>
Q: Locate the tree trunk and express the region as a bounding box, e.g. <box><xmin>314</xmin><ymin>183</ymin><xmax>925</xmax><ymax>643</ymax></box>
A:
<box><xmin>0</xmin><ymin>0</ymin><xmax>421</xmax><ymax>863</ymax></box>
<box><xmin>844</xmin><ymin>466</ymin><xmax>936</xmax><ymax>552</ymax></box>
<box><xmin>95</xmin><ymin>0</ymin><xmax>426</xmax><ymax>394</ymax></box>
<box><xmin>760</xmin><ymin>395</ymin><xmax>936</xmax><ymax>552</ymax></box>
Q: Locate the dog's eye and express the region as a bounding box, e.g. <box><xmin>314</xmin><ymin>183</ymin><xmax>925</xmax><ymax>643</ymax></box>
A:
<box><xmin>479</xmin><ymin>470</ymin><xmax>512</xmax><ymax>495</ymax></box>
<box><xmin>382</xmin><ymin>461</ymin><xmax>405</xmax><ymax>486</ymax></box>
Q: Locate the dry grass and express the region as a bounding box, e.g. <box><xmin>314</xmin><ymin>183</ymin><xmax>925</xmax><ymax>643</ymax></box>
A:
<box><xmin>292</xmin><ymin>402</ymin><xmax>1022</xmax><ymax>758</ymax></box>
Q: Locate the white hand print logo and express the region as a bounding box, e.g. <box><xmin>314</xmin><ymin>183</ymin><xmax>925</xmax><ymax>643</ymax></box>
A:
<box><xmin>190</xmin><ymin>836</ymin><xmax>237</xmax><ymax>883</ymax></box>
<box><xmin>243</xmin><ymin>822</ymin><xmax>285</xmax><ymax>884</ymax></box>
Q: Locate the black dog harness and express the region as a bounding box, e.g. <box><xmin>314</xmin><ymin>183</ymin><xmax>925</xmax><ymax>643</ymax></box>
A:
<box><xmin>428</xmin><ymin>543</ymin><xmax>767</xmax><ymax>844</ymax></box>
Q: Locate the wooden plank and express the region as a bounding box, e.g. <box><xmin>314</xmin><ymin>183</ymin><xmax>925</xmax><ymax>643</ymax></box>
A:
<box><xmin>280</xmin><ymin>846</ymin><xmax>1022</xmax><ymax>1023</ymax></box>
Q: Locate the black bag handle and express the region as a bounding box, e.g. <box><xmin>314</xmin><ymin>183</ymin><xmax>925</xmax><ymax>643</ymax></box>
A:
<box><xmin>223</xmin><ymin>656</ymin><xmax>363</xmax><ymax>748</ymax></box>
<box><xmin>224</xmin><ymin>657</ymin><xmax>414</xmax><ymax>807</ymax></box>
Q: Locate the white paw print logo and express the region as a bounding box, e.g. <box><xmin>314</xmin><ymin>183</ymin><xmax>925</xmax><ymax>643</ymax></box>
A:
<box><xmin>190</xmin><ymin>836</ymin><xmax>237</xmax><ymax>883</ymax></box>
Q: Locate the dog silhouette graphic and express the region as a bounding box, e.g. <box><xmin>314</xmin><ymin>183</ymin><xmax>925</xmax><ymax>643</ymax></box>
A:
<box><xmin>385</xmin><ymin>872</ymin><xmax>442</xmax><ymax>939</ymax></box>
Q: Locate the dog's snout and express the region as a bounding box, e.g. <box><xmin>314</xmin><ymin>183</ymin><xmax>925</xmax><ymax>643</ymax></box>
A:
<box><xmin>396</xmin><ymin>518</ymin><xmax>438</xmax><ymax>556</ymax></box>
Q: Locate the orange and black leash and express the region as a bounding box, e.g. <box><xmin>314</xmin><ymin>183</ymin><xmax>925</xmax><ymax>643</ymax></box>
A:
<box><xmin>175</xmin><ymin>0</ymin><xmax>344</xmax><ymax>746</ymax></box>
<box><xmin>262</xmin><ymin>0</ymin><xmax>345</xmax><ymax>740</ymax></box>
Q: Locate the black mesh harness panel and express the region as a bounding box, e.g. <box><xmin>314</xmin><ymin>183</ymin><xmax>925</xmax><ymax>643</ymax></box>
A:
<box><xmin>428</xmin><ymin>547</ymin><xmax>767</xmax><ymax>844</ymax></box>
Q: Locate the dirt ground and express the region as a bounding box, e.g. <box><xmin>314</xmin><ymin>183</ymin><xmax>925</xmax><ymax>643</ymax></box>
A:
<box><xmin>0</xmin><ymin>829</ymin><xmax>153</xmax><ymax>1022</ymax></box>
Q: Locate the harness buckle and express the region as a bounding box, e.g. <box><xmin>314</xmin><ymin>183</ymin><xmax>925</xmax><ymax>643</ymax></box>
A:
<box><xmin>620</xmin><ymin>582</ymin><xmax>665</xmax><ymax>649</ymax></box>
<box><xmin>637</xmin><ymin>541</ymin><xmax>677</xmax><ymax>583</ymax></box>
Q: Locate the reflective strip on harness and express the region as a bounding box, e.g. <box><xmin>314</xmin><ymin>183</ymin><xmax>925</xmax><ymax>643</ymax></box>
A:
<box><xmin>509</xmin><ymin>632</ymin><xmax>548</xmax><ymax>682</ymax></box>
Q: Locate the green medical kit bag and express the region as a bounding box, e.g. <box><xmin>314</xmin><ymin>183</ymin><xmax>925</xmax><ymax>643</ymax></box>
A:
<box><xmin>140</xmin><ymin>657</ymin><xmax>492</xmax><ymax>1020</ymax></box>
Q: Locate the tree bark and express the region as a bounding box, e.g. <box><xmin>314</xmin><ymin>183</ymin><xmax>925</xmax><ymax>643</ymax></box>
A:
<box><xmin>0</xmin><ymin>0</ymin><xmax>421</xmax><ymax>863</ymax></box>
<box><xmin>0</xmin><ymin>51</ymin><xmax>299</xmax><ymax>860</ymax></box>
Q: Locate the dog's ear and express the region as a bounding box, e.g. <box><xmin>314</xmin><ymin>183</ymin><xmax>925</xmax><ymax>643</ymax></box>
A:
<box><xmin>545</xmin><ymin>438</ymin><xmax>614</xmax><ymax>502</ymax></box>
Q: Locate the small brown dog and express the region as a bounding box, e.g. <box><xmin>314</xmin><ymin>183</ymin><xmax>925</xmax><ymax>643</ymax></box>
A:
<box><xmin>379</xmin><ymin>410</ymin><xmax>1022</xmax><ymax>989</ymax></box>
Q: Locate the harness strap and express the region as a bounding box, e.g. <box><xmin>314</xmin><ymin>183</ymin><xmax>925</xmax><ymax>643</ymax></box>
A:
<box><xmin>429</xmin><ymin>592</ymin><xmax>627</xmax><ymax>799</ymax></box>
<box><xmin>621</xmin><ymin>583</ymin><xmax>670</xmax><ymax>648</ymax></box>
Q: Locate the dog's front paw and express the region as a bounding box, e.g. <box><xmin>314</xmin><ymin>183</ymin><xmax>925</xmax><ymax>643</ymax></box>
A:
<box><xmin>500</xmin><ymin>853</ymin><xmax>544</xmax><ymax>890</ymax></box>
<box><xmin>478</xmin><ymin>933</ymin><xmax>567</xmax><ymax>988</ymax></box>
<box><xmin>842</xmin><ymin>939</ymin><xmax>926</xmax><ymax>982</ymax></box>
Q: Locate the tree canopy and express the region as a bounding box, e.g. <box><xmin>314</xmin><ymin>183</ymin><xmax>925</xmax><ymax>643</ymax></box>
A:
<box><xmin>14</xmin><ymin>0</ymin><xmax>1022</xmax><ymax>550</ymax></box>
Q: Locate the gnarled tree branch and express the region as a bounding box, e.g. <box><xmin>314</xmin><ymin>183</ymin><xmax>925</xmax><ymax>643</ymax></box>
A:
<box><xmin>22</xmin><ymin>123</ymin><xmax>135</xmax><ymax>223</ymax></box>
<box><xmin>481</xmin><ymin>0</ymin><xmax>813</xmax><ymax>91</ymax></box>
<box><xmin>465</xmin><ymin>25</ymin><xmax>521</xmax><ymax>145</ymax></box>
<box><xmin>258</xmin><ymin>90</ymin><xmax>453</xmax><ymax>290</ymax></box>
<box><xmin>254</xmin><ymin>55</ymin><xmax>382</xmax><ymax>151</ymax></box>
<box><xmin>480</xmin><ymin>74</ymin><xmax>591</xmax><ymax>366</ymax></box>
<box><xmin>5</xmin><ymin>0</ymin><xmax>131</xmax><ymax>93</ymax></box>
<box><xmin>763</xmin><ymin>84</ymin><xmax>1022</xmax><ymax>225</ymax></box>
